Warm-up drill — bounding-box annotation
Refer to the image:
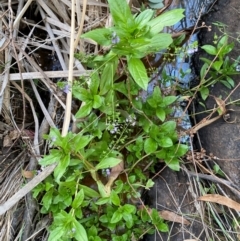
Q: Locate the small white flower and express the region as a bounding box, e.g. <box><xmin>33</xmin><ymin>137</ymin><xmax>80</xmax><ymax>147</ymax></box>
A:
<box><xmin>126</xmin><ymin>115</ymin><xmax>137</xmax><ymax>126</ymax></box>
<box><xmin>107</xmin><ymin>123</ymin><xmax>118</xmax><ymax>134</ymax></box>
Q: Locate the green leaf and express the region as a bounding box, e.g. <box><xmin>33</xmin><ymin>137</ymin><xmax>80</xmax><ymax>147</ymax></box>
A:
<box><xmin>160</xmin><ymin>121</ymin><xmax>176</xmax><ymax>133</ymax></box>
<box><xmin>200</xmin><ymin>62</ymin><xmax>209</xmax><ymax>80</ymax></box>
<box><xmin>122</xmin><ymin>212</ymin><xmax>133</xmax><ymax>228</ymax></box>
<box><xmin>97</xmin><ymin>181</ymin><xmax>108</xmax><ymax>197</ymax></box>
<box><xmin>156</xmin><ymin>108</ymin><xmax>166</xmax><ymax>122</ymax></box>
<box><xmin>47</xmin><ymin>128</ymin><xmax>62</xmax><ymax>145</ymax></box>
<box><xmin>165</xmin><ymin>158</ymin><xmax>180</xmax><ymax>171</ymax></box>
<box><xmin>156</xmin><ymin>222</ymin><xmax>169</xmax><ymax>232</ymax></box>
<box><xmin>226</xmin><ymin>76</ymin><xmax>234</xmax><ymax>87</ymax></box>
<box><xmin>123</xmin><ymin>204</ymin><xmax>136</xmax><ymax>213</ymax></box>
<box><xmin>42</xmin><ymin>188</ymin><xmax>53</xmax><ymax>210</ymax></box>
<box><xmin>134</xmin><ymin>9</ymin><xmax>154</xmax><ymax>28</ymax></box>
<box><xmin>217</xmin><ymin>35</ymin><xmax>228</xmax><ymax>50</ymax></box>
<box><xmin>147</xmin><ymin>9</ymin><xmax>184</xmax><ymax>35</ymax></box>
<box><xmin>128</xmin><ymin>38</ymin><xmax>151</xmax><ymax>49</ymax></box>
<box><xmin>200</xmin><ymin>86</ymin><xmax>209</xmax><ymax>100</ymax></box>
<box><xmin>128</xmin><ymin>58</ymin><xmax>149</xmax><ymax>90</ymax></box>
<box><xmin>96</xmin><ymin>157</ymin><xmax>122</xmax><ymax>170</ymax></box>
<box><xmin>100</xmin><ymin>59</ymin><xmax>118</xmax><ymax>95</ymax></box>
<box><xmin>144</xmin><ymin>138</ymin><xmax>158</xmax><ymax>154</ymax></box>
<box><xmin>114</xmin><ymin>82</ymin><xmax>128</xmax><ymax>97</ymax></box>
<box><xmin>73</xmin><ymin>87</ymin><xmax>92</xmax><ymax>102</ymax></box>
<box><xmin>32</xmin><ymin>183</ymin><xmax>45</xmax><ymax>198</ymax></box>
<box><xmin>158</xmin><ymin>137</ymin><xmax>173</xmax><ymax>147</ymax></box>
<box><xmin>72</xmin><ymin>189</ymin><xmax>84</xmax><ymax>209</ymax></box>
<box><xmin>108</xmin><ymin>0</ymin><xmax>135</xmax><ymax>31</ymax></box>
<box><xmin>221</xmin><ymin>42</ymin><xmax>234</xmax><ymax>56</ymax></box>
<box><xmin>220</xmin><ymin>80</ymin><xmax>231</xmax><ymax>89</ymax></box>
<box><xmin>73</xmin><ymin>134</ymin><xmax>93</xmax><ymax>152</ymax></box>
<box><xmin>88</xmin><ymin>226</ymin><xmax>98</xmax><ymax>237</ymax></box>
<box><xmin>212</xmin><ymin>60</ymin><xmax>223</xmax><ymax>71</ymax></box>
<box><xmin>147</xmin><ymin>33</ymin><xmax>173</xmax><ymax>52</ymax></box>
<box><xmin>99</xmin><ymin>214</ymin><xmax>108</xmax><ymax>223</ymax></box>
<box><xmin>75</xmin><ymin>101</ymin><xmax>93</xmax><ymax>118</ymax></box>
<box><xmin>72</xmin><ymin>218</ymin><xmax>88</xmax><ymax>241</ymax></box>
<box><xmin>95</xmin><ymin>197</ymin><xmax>110</xmax><ymax>205</ymax></box>
<box><xmin>162</xmin><ymin>96</ymin><xmax>177</xmax><ymax>106</ymax></box>
<box><xmin>79</xmin><ymin>185</ymin><xmax>100</xmax><ymax>198</ymax></box>
<box><xmin>145</xmin><ymin>179</ymin><xmax>155</xmax><ymax>190</ymax></box>
<box><xmin>111</xmin><ymin>190</ymin><xmax>120</xmax><ymax>206</ymax></box>
<box><xmin>152</xmin><ymin>86</ymin><xmax>162</xmax><ymax>100</ymax></box>
<box><xmin>147</xmin><ymin>97</ymin><xmax>158</xmax><ymax>108</ymax></box>
<box><xmin>93</xmin><ymin>95</ymin><xmax>104</xmax><ymax>109</ymax></box>
<box><xmin>151</xmin><ymin>208</ymin><xmax>162</xmax><ymax>223</ymax></box>
<box><xmin>54</xmin><ymin>153</ymin><xmax>70</xmax><ymax>182</ymax></box>
<box><xmin>39</xmin><ymin>149</ymin><xmax>62</xmax><ymax>166</ymax></box>
<box><xmin>111</xmin><ymin>210</ymin><xmax>123</xmax><ymax>223</ymax></box>
<box><xmin>81</xmin><ymin>28</ymin><xmax>112</xmax><ymax>46</ymax></box>
<box><xmin>90</xmin><ymin>72</ymin><xmax>100</xmax><ymax>95</ymax></box>
<box><xmin>201</xmin><ymin>45</ymin><xmax>217</xmax><ymax>55</ymax></box>
<box><xmin>156</xmin><ymin>149</ymin><xmax>166</xmax><ymax>159</ymax></box>
<box><xmin>48</xmin><ymin>226</ymin><xmax>66</xmax><ymax>241</ymax></box>
<box><xmin>175</xmin><ymin>144</ymin><xmax>189</xmax><ymax>156</ymax></box>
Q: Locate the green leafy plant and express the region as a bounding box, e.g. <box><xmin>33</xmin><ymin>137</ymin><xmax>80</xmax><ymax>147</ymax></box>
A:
<box><xmin>193</xmin><ymin>35</ymin><xmax>240</xmax><ymax>100</ymax></box>
<box><xmin>33</xmin><ymin>0</ymin><xmax>188</xmax><ymax>240</ymax></box>
<box><xmin>80</xmin><ymin>2</ymin><xmax>184</xmax><ymax>91</ymax></box>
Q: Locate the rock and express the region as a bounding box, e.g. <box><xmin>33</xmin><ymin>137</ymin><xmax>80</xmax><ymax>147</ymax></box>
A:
<box><xmin>144</xmin><ymin>167</ymin><xmax>205</xmax><ymax>241</ymax></box>
<box><xmin>193</xmin><ymin>0</ymin><xmax>240</xmax><ymax>192</ymax></box>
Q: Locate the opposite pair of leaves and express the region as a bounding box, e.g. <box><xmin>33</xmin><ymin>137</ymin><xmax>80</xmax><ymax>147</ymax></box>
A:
<box><xmin>48</xmin><ymin>211</ymin><xmax>87</xmax><ymax>241</ymax></box>
<box><xmin>147</xmin><ymin>86</ymin><xmax>177</xmax><ymax>121</ymax></box>
<box><xmin>38</xmin><ymin>149</ymin><xmax>70</xmax><ymax>182</ymax></box>
<box><xmin>156</xmin><ymin>144</ymin><xmax>188</xmax><ymax>171</ymax></box>
<box><xmin>201</xmin><ymin>35</ymin><xmax>234</xmax><ymax>59</ymax></box>
<box><xmin>74</xmin><ymin>58</ymin><xmax>118</xmax><ymax>118</ymax></box>
<box><xmin>144</xmin><ymin>121</ymin><xmax>181</xmax><ymax>157</ymax></box>
<box><xmin>111</xmin><ymin>204</ymin><xmax>136</xmax><ymax>224</ymax></box>
<box><xmin>144</xmin><ymin>135</ymin><xmax>173</xmax><ymax>155</ymax></box>
<box><xmin>73</xmin><ymin>91</ymin><xmax>104</xmax><ymax>118</ymax></box>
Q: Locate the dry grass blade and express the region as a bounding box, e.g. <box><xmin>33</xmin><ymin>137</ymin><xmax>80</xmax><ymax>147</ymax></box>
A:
<box><xmin>61</xmin><ymin>0</ymin><xmax>75</xmax><ymax>136</ymax></box>
<box><xmin>0</xmin><ymin>163</ymin><xmax>57</xmax><ymax>216</ymax></box>
<box><xmin>198</xmin><ymin>194</ymin><xmax>240</xmax><ymax>211</ymax></box>
<box><xmin>0</xmin><ymin>152</ymin><xmax>25</xmax><ymax>241</ymax></box>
